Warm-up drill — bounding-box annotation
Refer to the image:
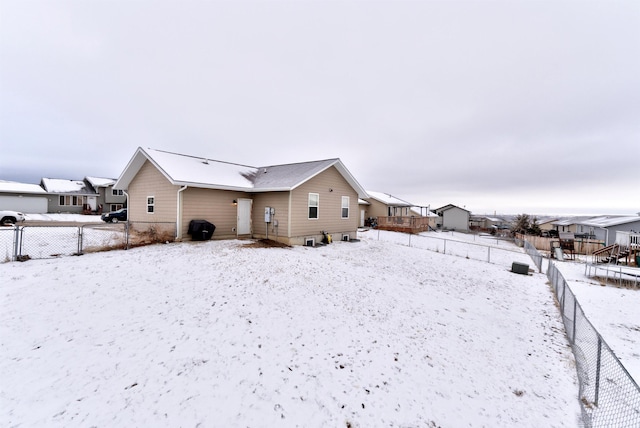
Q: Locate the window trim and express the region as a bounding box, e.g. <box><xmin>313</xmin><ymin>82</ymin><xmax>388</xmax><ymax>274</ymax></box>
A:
<box><xmin>341</xmin><ymin>196</ymin><xmax>349</xmax><ymax>219</ymax></box>
<box><xmin>308</xmin><ymin>193</ymin><xmax>319</xmax><ymax>219</ymax></box>
<box><xmin>146</xmin><ymin>196</ymin><xmax>155</xmax><ymax>214</ymax></box>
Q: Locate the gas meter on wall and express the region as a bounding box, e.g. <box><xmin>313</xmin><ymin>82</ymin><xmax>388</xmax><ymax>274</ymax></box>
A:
<box><xmin>264</xmin><ymin>207</ymin><xmax>275</xmax><ymax>222</ymax></box>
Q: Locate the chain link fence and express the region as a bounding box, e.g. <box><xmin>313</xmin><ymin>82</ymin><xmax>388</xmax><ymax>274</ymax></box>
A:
<box><xmin>1</xmin><ymin>221</ymin><xmax>176</xmax><ymax>262</ymax></box>
<box><xmin>521</xmin><ymin>238</ymin><xmax>544</xmax><ymax>273</ymax></box>
<box><xmin>518</xmin><ymin>238</ymin><xmax>640</xmax><ymax>427</ymax></box>
<box><xmin>360</xmin><ymin>229</ymin><xmax>533</xmax><ymax>270</ymax></box>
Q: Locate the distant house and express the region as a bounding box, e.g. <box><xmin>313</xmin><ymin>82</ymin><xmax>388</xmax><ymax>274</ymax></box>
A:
<box><xmin>538</xmin><ymin>218</ymin><xmax>559</xmax><ymax>233</ymax></box>
<box><xmin>469</xmin><ymin>215</ymin><xmax>504</xmax><ymax>231</ymax></box>
<box><xmin>363</xmin><ymin>191</ymin><xmax>413</xmax><ymax>219</ymax></box>
<box><xmin>434</xmin><ymin>204</ymin><xmax>470</xmax><ymax>231</ymax></box>
<box><xmin>357</xmin><ymin>198</ymin><xmax>370</xmax><ymax>227</ymax></box>
<box><xmin>575</xmin><ymin>215</ymin><xmax>640</xmax><ymax>246</ymax></box>
<box><xmin>40</xmin><ymin>178</ymin><xmax>100</xmax><ymax>214</ymax></box>
<box><xmin>114</xmin><ymin>147</ymin><xmax>368</xmax><ymax>245</ymax></box>
<box><xmin>552</xmin><ymin>217</ymin><xmax>590</xmax><ymax>234</ymax></box>
<box><xmin>85</xmin><ymin>176</ymin><xmax>126</xmax><ymax>212</ymax></box>
<box><xmin>0</xmin><ymin>180</ymin><xmax>48</xmax><ymax>213</ymax></box>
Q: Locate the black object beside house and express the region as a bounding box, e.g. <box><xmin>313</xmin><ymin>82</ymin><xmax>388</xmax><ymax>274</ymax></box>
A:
<box><xmin>188</xmin><ymin>220</ymin><xmax>215</xmax><ymax>241</ymax></box>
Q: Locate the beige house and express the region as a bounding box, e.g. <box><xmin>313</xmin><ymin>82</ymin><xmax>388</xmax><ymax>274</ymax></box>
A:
<box><xmin>114</xmin><ymin>148</ymin><xmax>368</xmax><ymax>246</ymax></box>
<box><xmin>363</xmin><ymin>191</ymin><xmax>413</xmax><ymax>219</ymax></box>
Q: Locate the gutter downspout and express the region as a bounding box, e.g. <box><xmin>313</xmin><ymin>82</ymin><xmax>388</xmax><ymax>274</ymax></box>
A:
<box><xmin>176</xmin><ymin>186</ymin><xmax>188</xmax><ymax>240</ymax></box>
<box><xmin>123</xmin><ymin>190</ymin><xmax>130</xmax><ymax>250</ymax></box>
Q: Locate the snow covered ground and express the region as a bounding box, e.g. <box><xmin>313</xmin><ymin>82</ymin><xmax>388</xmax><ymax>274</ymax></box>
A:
<box><xmin>23</xmin><ymin>213</ymin><xmax>104</xmax><ymax>223</ymax></box>
<box><xmin>0</xmin><ymin>230</ymin><xmax>584</xmax><ymax>427</ymax></box>
<box><xmin>552</xmin><ymin>260</ymin><xmax>640</xmax><ymax>384</ymax></box>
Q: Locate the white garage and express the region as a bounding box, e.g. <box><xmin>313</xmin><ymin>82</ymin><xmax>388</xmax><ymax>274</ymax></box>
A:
<box><xmin>0</xmin><ymin>181</ymin><xmax>48</xmax><ymax>213</ymax></box>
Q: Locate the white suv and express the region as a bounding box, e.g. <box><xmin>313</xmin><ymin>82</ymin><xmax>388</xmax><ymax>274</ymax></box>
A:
<box><xmin>0</xmin><ymin>210</ymin><xmax>26</xmax><ymax>225</ymax></box>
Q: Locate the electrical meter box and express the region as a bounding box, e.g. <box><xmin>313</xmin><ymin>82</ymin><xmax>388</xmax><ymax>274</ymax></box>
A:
<box><xmin>265</xmin><ymin>207</ymin><xmax>275</xmax><ymax>222</ymax></box>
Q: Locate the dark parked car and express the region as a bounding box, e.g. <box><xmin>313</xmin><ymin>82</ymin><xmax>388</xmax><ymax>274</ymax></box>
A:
<box><xmin>101</xmin><ymin>208</ymin><xmax>127</xmax><ymax>223</ymax></box>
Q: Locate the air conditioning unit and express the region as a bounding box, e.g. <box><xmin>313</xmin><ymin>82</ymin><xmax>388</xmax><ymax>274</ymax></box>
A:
<box><xmin>305</xmin><ymin>238</ymin><xmax>315</xmax><ymax>247</ymax></box>
<box><xmin>511</xmin><ymin>262</ymin><xmax>529</xmax><ymax>275</ymax></box>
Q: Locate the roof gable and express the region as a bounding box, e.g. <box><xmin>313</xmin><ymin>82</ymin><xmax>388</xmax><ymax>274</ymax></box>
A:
<box><xmin>434</xmin><ymin>204</ymin><xmax>470</xmax><ymax>214</ymax></box>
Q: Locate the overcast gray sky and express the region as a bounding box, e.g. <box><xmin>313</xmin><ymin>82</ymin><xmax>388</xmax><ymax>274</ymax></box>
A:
<box><xmin>1</xmin><ymin>0</ymin><xmax>638</xmax><ymax>215</ymax></box>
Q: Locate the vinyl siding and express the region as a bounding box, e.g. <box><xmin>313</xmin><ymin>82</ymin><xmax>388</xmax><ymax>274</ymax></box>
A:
<box><xmin>181</xmin><ymin>188</ymin><xmax>245</xmax><ymax>240</ymax></box>
<box><xmin>442</xmin><ymin>207</ymin><xmax>469</xmax><ymax>231</ymax></box>
<box><xmin>128</xmin><ymin>160</ymin><xmax>179</xmax><ymax>223</ymax></box>
<box><xmin>251</xmin><ymin>192</ymin><xmax>290</xmax><ymax>241</ymax></box>
<box><xmin>364</xmin><ymin>198</ymin><xmax>389</xmax><ymax>218</ymax></box>
<box><xmin>289</xmin><ymin>166</ymin><xmax>359</xmax><ymax>244</ymax></box>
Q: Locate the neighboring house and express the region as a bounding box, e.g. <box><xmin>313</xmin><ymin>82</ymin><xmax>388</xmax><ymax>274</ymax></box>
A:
<box><xmin>113</xmin><ymin>147</ymin><xmax>368</xmax><ymax>245</ymax></box>
<box><xmin>552</xmin><ymin>217</ymin><xmax>590</xmax><ymax>234</ymax></box>
<box><xmin>575</xmin><ymin>215</ymin><xmax>640</xmax><ymax>246</ymax></box>
<box><xmin>411</xmin><ymin>206</ymin><xmax>439</xmax><ymax>230</ymax></box>
<box><xmin>357</xmin><ymin>198</ymin><xmax>370</xmax><ymax>227</ymax></box>
<box><xmin>538</xmin><ymin>217</ymin><xmax>559</xmax><ymax>233</ymax></box>
<box><xmin>363</xmin><ymin>191</ymin><xmax>413</xmax><ymax>219</ymax></box>
<box><xmin>40</xmin><ymin>178</ymin><xmax>100</xmax><ymax>214</ymax></box>
<box><xmin>434</xmin><ymin>204</ymin><xmax>470</xmax><ymax>231</ymax></box>
<box><xmin>86</xmin><ymin>176</ymin><xmax>126</xmax><ymax>212</ymax></box>
<box><xmin>469</xmin><ymin>215</ymin><xmax>504</xmax><ymax>231</ymax></box>
<box><xmin>0</xmin><ymin>180</ymin><xmax>48</xmax><ymax>213</ymax></box>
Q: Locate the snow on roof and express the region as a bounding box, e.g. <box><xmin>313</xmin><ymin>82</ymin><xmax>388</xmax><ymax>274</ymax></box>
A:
<box><xmin>252</xmin><ymin>159</ymin><xmax>339</xmax><ymax>190</ymax></box>
<box><xmin>115</xmin><ymin>148</ymin><xmax>257</xmax><ymax>191</ymax></box>
<box><xmin>553</xmin><ymin>216</ymin><xmax>593</xmax><ymax>226</ymax></box>
<box><xmin>0</xmin><ymin>180</ymin><xmax>47</xmax><ymax>194</ymax></box>
<box><xmin>41</xmin><ymin>178</ymin><xmax>97</xmax><ymax>194</ymax></box>
<box><xmin>410</xmin><ymin>206</ymin><xmax>438</xmax><ymax>217</ymax></box>
<box><xmin>366</xmin><ymin>191</ymin><xmax>413</xmax><ymax>206</ymax></box>
<box><xmin>577</xmin><ymin>215</ymin><xmax>640</xmax><ymax>228</ymax></box>
<box><xmin>116</xmin><ymin>148</ymin><xmax>368</xmax><ymax>197</ymax></box>
<box><xmin>85</xmin><ymin>176</ymin><xmax>116</xmax><ymax>188</ymax></box>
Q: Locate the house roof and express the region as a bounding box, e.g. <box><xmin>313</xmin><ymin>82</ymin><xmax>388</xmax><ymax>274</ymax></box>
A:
<box><xmin>40</xmin><ymin>178</ymin><xmax>97</xmax><ymax>195</ymax></box>
<box><xmin>576</xmin><ymin>215</ymin><xmax>640</xmax><ymax>228</ymax></box>
<box><xmin>115</xmin><ymin>147</ymin><xmax>368</xmax><ymax>197</ymax></box>
<box><xmin>434</xmin><ymin>204</ymin><xmax>470</xmax><ymax>214</ymax></box>
<box><xmin>366</xmin><ymin>191</ymin><xmax>413</xmax><ymax>207</ymax></box>
<box><xmin>552</xmin><ymin>216</ymin><xmax>592</xmax><ymax>226</ymax></box>
<box><xmin>85</xmin><ymin>176</ymin><xmax>116</xmax><ymax>188</ymax></box>
<box><xmin>410</xmin><ymin>206</ymin><xmax>438</xmax><ymax>217</ymax></box>
<box><xmin>0</xmin><ymin>180</ymin><xmax>47</xmax><ymax>194</ymax></box>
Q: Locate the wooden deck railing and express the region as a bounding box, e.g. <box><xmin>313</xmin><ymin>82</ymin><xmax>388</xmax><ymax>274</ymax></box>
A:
<box><xmin>516</xmin><ymin>233</ymin><xmax>605</xmax><ymax>255</ymax></box>
<box><xmin>376</xmin><ymin>216</ymin><xmax>433</xmax><ymax>233</ymax></box>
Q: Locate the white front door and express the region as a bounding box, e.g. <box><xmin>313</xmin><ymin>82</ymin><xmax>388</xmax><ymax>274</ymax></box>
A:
<box><xmin>360</xmin><ymin>209</ymin><xmax>365</xmax><ymax>227</ymax></box>
<box><xmin>237</xmin><ymin>199</ymin><xmax>252</xmax><ymax>235</ymax></box>
<box><xmin>87</xmin><ymin>196</ymin><xmax>97</xmax><ymax>211</ymax></box>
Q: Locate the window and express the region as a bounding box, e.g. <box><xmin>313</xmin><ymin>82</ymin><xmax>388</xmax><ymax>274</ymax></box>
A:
<box><xmin>112</xmin><ymin>189</ymin><xmax>124</xmax><ymax>196</ymax></box>
<box><xmin>59</xmin><ymin>195</ymin><xmax>87</xmax><ymax>206</ymax></box>
<box><xmin>341</xmin><ymin>196</ymin><xmax>349</xmax><ymax>219</ymax></box>
<box><xmin>147</xmin><ymin>196</ymin><xmax>155</xmax><ymax>213</ymax></box>
<box><xmin>110</xmin><ymin>204</ymin><xmax>123</xmax><ymax>211</ymax></box>
<box><xmin>308</xmin><ymin>193</ymin><xmax>319</xmax><ymax>219</ymax></box>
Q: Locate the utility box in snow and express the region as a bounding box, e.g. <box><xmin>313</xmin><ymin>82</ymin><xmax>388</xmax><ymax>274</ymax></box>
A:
<box><xmin>511</xmin><ymin>262</ymin><xmax>529</xmax><ymax>275</ymax></box>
